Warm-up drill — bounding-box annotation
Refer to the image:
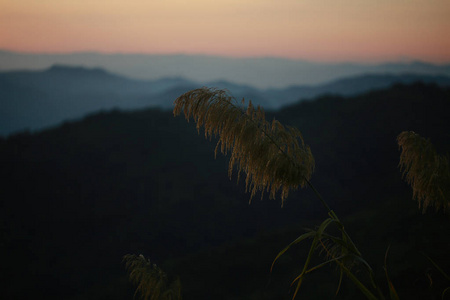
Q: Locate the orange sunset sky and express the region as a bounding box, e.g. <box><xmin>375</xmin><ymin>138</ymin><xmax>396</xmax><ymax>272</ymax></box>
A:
<box><xmin>1</xmin><ymin>0</ymin><xmax>450</xmax><ymax>63</ymax></box>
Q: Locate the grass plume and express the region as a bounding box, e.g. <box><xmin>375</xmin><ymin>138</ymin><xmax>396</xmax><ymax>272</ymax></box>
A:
<box><xmin>123</xmin><ymin>254</ymin><xmax>182</xmax><ymax>300</ymax></box>
<box><xmin>173</xmin><ymin>87</ymin><xmax>314</xmax><ymax>205</ymax></box>
<box><xmin>397</xmin><ymin>131</ymin><xmax>450</xmax><ymax>213</ymax></box>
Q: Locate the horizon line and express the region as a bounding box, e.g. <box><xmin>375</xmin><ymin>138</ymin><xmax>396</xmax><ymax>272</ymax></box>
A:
<box><xmin>2</xmin><ymin>48</ymin><xmax>450</xmax><ymax>66</ymax></box>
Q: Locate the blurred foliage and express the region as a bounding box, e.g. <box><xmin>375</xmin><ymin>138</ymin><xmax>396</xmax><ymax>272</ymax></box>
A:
<box><xmin>123</xmin><ymin>254</ymin><xmax>181</xmax><ymax>300</ymax></box>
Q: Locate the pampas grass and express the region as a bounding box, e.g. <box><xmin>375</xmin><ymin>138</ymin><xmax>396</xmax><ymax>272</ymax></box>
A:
<box><xmin>397</xmin><ymin>131</ymin><xmax>450</xmax><ymax>213</ymax></box>
<box><xmin>123</xmin><ymin>254</ymin><xmax>182</xmax><ymax>300</ymax></box>
<box><xmin>174</xmin><ymin>87</ymin><xmax>314</xmax><ymax>205</ymax></box>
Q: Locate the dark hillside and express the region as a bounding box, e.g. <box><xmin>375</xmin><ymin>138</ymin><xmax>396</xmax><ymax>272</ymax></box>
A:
<box><xmin>1</xmin><ymin>83</ymin><xmax>449</xmax><ymax>299</ymax></box>
<box><xmin>279</xmin><ymin>82</ymin><xmax>450</xmax><ymax>211</ymax></box>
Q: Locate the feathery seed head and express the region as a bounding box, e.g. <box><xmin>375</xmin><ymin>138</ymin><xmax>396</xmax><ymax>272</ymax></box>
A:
<box><xmin>174</xmin><ymin>87</ymin><xmax>315</xmax><ymax>205</ymax></box>
<box><xmin>397</xmin><ymin>131</ymin><xmax>450</xmax><ymax>213</ymax></box>
<box><xmin>123</xmin><ymin>254</ymin><xmax>181</xmax><ymax>300</ymax></box>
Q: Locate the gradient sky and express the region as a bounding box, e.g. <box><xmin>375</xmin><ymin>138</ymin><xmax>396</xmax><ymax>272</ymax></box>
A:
<box><xmin>1</xmin><ymin>0</ymin><xmax>449</xmax><ymax>62</ymax></box>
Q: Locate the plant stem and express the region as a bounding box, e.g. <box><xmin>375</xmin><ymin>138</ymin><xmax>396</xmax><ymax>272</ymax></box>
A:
<box><xmin>305</xmin><ymin>178</ymin><xmax>333</xmax><ymax>214</ymax></box>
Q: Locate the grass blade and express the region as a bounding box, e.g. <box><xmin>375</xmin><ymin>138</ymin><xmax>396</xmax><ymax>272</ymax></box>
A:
<box><xmin>271</xmin><ymin>231</ymin><xmax>316</xmax><ymax>272</ymax></box>
<box><xmin>384</xmin><ymin>246</ymin><xmax>400</xmax><ymax>300</ymax></box>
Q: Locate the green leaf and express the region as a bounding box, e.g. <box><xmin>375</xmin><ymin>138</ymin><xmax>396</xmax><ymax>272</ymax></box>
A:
<box><xmin>290</xmin><ymin>217</ymin><xmax>337</xmax><ymax>299</ymax></box>
<box><xmin>336</xmin><ymin>269</ymin><xmax>344</xmax><ymax>296</ymax></box>
<box><xmin>304</xmin><ymin>254</ymin><xmax>347</xmax><ymax>274</ymax></box>
<box><xmin>442</xmin><ymin>287</ymin><xmax>450</xmax><ymax>300</ymax></box>
<box><xmin>423</xmin><ymin>253</ymin><xmax>450</xmax><ymax>282</ymax></box>
<box><xmin>342</xmin><ymin>264</ymin><xmax>379</xmax><ymax>300</ymax></box>
<box><xmin>271</xmin><ymin>230</ymin><xmax>316</xmax><ymax>272</ymax></box>
<box><xmin>384</xmin><ymin>246</ymin><xmax>400</xmax><ymax>300</ymax></box>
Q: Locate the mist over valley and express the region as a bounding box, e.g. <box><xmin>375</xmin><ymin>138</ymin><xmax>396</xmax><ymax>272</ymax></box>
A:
<box><xmin>2</xmin><ymin>62</ymin><xmax>450</xmax><ymax>136</ymax></box>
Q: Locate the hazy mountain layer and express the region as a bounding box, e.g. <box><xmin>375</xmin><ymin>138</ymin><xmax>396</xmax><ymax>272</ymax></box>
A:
<box><xmin>2</xmin><ymin>50</ymin><xmax>450</xmax><ymax>88</ymax></box>
<box><xmin>2</xmin><ymin>64</ymin><xmax>450</xmax><ymax>136</ymax></box>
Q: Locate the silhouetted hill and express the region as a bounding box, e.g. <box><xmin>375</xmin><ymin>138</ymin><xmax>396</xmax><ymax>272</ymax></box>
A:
<box><xmin>0</xmin><ymin>65</ymin><xmax>198</xmax><ymax>135</ymax></box>
<box><xmin>264</xmin><ymin>73</ymin><xmax>450</xmax><ymax>108</ymax></box>
<box><xmin>1</xmin><ymin>83</ymin><xmax>449</xmax><ymax>299</ymax></box>
<box><xmin>318</xmin><ymin>73</ymin><xmax>450</xmax><ymax>93</ymax></box>
<box><xmin>0</xmin><ymin>64</ymin><xmax>200</xmax><ymax>96</ymax></box>
<box><xmin>2</xmin><ymin>65</ymin><xmax>450</xmax><ymax>136</ymax></box>
<box><xmin>2</xmin><ymin>50</ymin><xmax>450</xmax><ymax>88</ymax></box>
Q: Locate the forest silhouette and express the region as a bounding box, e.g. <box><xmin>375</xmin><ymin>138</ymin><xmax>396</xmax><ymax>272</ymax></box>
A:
<box><xmin>1</xmin><ymin>83</ymin><xmax>449</xmax><ymax>299</ymax></box>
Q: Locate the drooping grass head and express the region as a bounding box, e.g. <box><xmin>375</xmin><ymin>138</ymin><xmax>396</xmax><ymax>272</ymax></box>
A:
<box><xmin>173</xmin><ymin>87</ymin><xmax>315</xmax><ymax>205</ymax></box>
<box><xmin>398</xmin><ymin>131</ymin><xmax>450</xmax><ymax>213</ymax></box>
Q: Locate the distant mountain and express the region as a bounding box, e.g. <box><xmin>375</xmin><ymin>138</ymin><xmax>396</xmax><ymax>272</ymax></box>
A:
<box><xmin>264</xmin><ymin>73</ymin><xmax>450</xmax><ymax>108</ymax></box>
<box><xmin>0</xmin><ymin>65</ymin><xmax>199</xmax><ymax>135</ymax></box>
<box><xmin>2</xmin><ymin>50</ymin><xmax>450</xmax><ymax>88</ymax></box>
<box><xmin>0</xmin><ymin>64</ymin><xmax>196</xmax><ymax>97</ymax></box>
<box><xmin>2</xmin><ymin>64</ymin><xmax>450</xmax><ymax>136</ymax></box>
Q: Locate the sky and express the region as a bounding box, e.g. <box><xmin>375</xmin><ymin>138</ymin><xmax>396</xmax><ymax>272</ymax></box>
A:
<box><xmin>1</xmin><ymin>0</ymin><xmax>450</xmax><ymax>63</ymax></box>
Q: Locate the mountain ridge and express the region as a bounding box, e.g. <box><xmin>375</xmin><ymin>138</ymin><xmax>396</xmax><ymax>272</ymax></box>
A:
<box><xmin>2</xmin><ymin>65</ymin><xmax>450</xmax><ymax>136</ymax></box>
<box><xmin>2</xmin><ymin>49</ymin><xmax>450</xmax><ymax>88</ymax></box>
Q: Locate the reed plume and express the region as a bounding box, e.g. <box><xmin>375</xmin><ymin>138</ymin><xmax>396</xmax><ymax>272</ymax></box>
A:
<box><xmin>397</xmin><ymin>131</ymin><xmax>450</xmax><ymax>213</ymax></box>
<box><xmin>123</xmin><ymin>254</ymin><xmax>182</xmax><ymax>300</ymax></box>
<box><xmin>173</xmin><ymin>87</ymin><xmax>314</xmax><ymax>205</ymax></box>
